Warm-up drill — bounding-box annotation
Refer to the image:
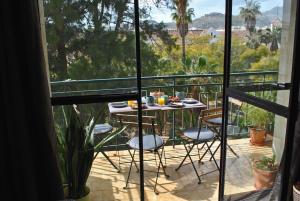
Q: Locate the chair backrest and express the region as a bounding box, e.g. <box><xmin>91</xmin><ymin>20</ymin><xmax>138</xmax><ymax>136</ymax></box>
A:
<box><xmin>200</xmin><ymin>107</ymin><xmax>223</xmax><ymax>123</ymax></box>
<box><xmin>228</xmin><ymin>98</ymin><xmax>244</xmax><ymax>125</ymax></box>
<box><xmin>115</xmin><ymin>113</ymin><xmax>158</xmax><ymax>136</ymax></box>
<box><xmin>115</xmin><ymin>113</ymin><xmax>164</xmax><ymax>149</ymax></box>
<box><xmin>188</xmin><ymin>108</ymin><xmax>223</xmax><ymax>141</ymax></box>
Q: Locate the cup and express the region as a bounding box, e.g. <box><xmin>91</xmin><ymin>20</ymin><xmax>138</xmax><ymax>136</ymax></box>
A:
<box><xmin>141</xmin><ymin>96</ymin><xmax>147</xmax><ymax>104</ymax></box>
<box><xmin>146</xmin><ymin>96</ymin><xmax>155</xmax><ymax>106</ymax></box>
<box><xmin>128</xmin><ymin>100</ymin><xmax>134</xmax><ymax>107</ymax></box>
<box><xmin>158</xmin><ymin>97</ymin><xmax>165</xmax><ymax>106</ymax></box>
<box><xmin>161</xmin><ymin>95</ymin><xmax>169</xmax><ymax>104</ymax></box>
<box><xmin>175</xmin><ymin>91</ymin><xmax>186</xmax><ymax>100</ymax></box>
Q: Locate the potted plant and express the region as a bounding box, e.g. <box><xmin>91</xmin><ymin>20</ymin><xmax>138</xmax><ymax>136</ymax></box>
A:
<box><xmin>253</xmin><ymin>155</ymin><xmax>278</xmax><ymax>190</ymax></box>
<box><xmin>56</xmin><ymin>105</ymin><xmax>126</xmax><ymax>200</ymax></box>
<box><xmin>247</xmin><ymin>105</ymin><xmax>274</xmax><ymax>146</ymax></box>
<box><xmin>294</xmin><ymin>182</ymin><xmax>300</xmax><ymax>201</ymax></box>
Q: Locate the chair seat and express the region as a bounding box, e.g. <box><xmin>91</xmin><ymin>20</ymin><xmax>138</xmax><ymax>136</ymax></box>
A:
<box><xmin>205</xmin><ymin>117</ymin><xmax>232</xmax><ymax>125</ymax></box>
<box><xmin>93</xmin><ymin>124</ymin><xmax>113</xmax><ymax>135</ymax></box>
<box><xmin>183</xmin><ymin>127</ymin><xmax>214</xmax><ymax>141</ymax></box>
<box><xmin>128</xmin><ymin>135</ymin><xmax>164</xmax><ymax>150</ymax></box>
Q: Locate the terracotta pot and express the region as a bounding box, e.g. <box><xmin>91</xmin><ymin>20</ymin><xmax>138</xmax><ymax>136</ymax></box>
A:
<box><xmin>64</xmin><ymin>186</ymin><xmax>90</xmax><ymax>201</ymax></box>
<box><xmin>253</xmin><ymin>161</ymin><xmax>278</xmax><ymax>190</ymax></box>
<box><xmin>249</xmin><ymin>127</ymin><xmax>266</xmax><ymax>146</ymax></box>
<box><xmin>76</xmin><ymin>193</ymin><xmax>90</xmax><ymax>201</ymax></box>
<box><xmin>294</xmin><ymin>183</ymin><xmax>300</xmax><ymax>201</ymax></box>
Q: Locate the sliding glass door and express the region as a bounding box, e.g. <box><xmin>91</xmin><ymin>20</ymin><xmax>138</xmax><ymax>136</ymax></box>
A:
<box><xmin>220</xmin><ymin>0</ymin><xmax>300</xmax><ymax>200</ymax></box>
<box><xmin>42</xmin><ymin>0</ymin><xmax>145</xmax><ymax>200</ymax></box>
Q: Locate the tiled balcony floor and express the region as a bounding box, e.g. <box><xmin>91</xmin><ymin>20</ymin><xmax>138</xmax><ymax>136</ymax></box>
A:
<box><xmin>87</xmin><ymin>138</ymin><xmax>273</xmax><ymax>201</ymax></box>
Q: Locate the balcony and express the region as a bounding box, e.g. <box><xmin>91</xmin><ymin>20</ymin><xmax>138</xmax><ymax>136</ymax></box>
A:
<box><xmin>87</xmin><ymin>138</ymin><xmax>273</xmax><ymax>201</ymax></box>
<box><xmin>52</xmin><ymin>71</ymin><xmax>279</xmax><ymax>200</ymax></box>
<box><xmin>3</xmin><ymin>0</ymin><xmax>299</xmax><ymax>200</ymax></box>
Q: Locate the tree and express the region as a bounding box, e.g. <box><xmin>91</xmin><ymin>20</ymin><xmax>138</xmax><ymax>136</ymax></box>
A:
<box><xmin>171</xmin><ymin>0</ymin><xmax>194</xmax><ymax>69</ymax></box>
<box><xmin>44</xmin><ymin>0</ymin><xmax>176</xmax><ymax>81</ymax></box>
<box><xmin>44</xmin><ymin>0</ymin><xmax>86</xmax><ymax>80</ymax></box>
<box><xmin>269</xmin><ymin>27</ymin><xmax>281</xmax><ymax>52</ymax></box>
<box><xmin>239</xmin><ymin>0</ymin><xmax>261</xmax><ymax>34</ymax></box>
<box><xmin>245</xmin><ymin>33</ymin><xmax>260</xmax><ymax>49</ymax></box>
<box><xmin>258</xmin><ymin>28</ymin><xmax>282</xmax><ymax>51</ymax></box>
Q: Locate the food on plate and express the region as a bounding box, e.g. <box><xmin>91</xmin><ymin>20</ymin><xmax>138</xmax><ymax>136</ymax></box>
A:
<box><xmin>169</xmin><ymin>102</ymin><xmax>184</xmax><ymax>107</ymax></box>
<box><xmin>168</xmin><ymin>96</ymin><xmax>181</xmax><ymax>103</ymax></box>
<box><xmin>150</xmin><ymin>91</ymin><xmax>165</xmax><ymax>98</ymax></box>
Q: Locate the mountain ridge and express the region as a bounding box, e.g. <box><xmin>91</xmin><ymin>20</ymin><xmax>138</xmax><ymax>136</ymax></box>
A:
<box><xmin>165</xmin><ymin>6</ymin><xmax>282</xmax><ymax>29</ymax></box>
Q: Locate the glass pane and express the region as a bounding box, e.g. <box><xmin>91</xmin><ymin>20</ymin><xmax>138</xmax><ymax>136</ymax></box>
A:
<box><xmin>139</xmin><ymin>0</ymin><xmax>225</xmax><ymax>200</ymax></box>
<box><xmin>43</xmin><ymin>0</ymin><xmax>137</xmax><ymax>97</ymax></box>
<box><xmin>224</xmin><ymin>100</ymin><xmax>286</xmax><ymax>199</ymax></box>
<box><xmin>53</xmin><ymin>102</ymin><xmax>142</xmax><ymax>200</ymax></box>
<box><xmin>229</xmin><ymin>0</ymin><xmax>297</xmax><ymax>107</ymax></box>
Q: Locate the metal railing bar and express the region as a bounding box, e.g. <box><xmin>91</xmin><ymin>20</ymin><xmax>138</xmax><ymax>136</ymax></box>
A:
<box><xmin>50</xmin><ymin>71</ymin><xmax>278</xmax><ymax>86</ymax></box>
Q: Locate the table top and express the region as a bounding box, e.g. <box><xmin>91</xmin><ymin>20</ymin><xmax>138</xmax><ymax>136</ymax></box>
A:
<box><xmin>108</xmin><ymin>99</ymin><xmax>206</xmax><ymax>114</ymax></box>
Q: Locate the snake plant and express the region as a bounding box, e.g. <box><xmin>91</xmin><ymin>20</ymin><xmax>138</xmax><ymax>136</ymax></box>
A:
<box><xmin>56</xmin><ymin>105</ymin><xmax>126</xmax><ymax>199</ymax></box>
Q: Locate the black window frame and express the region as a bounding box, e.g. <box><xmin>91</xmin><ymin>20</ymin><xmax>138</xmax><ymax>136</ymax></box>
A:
<box><xmin>49</xmin><ymin>0</ymin><xmax>145</xmax><ymax>200</ymax></box>
<box><xmin>219</xmin><ymin>0</ymin><xmax>300</xmax><ymax>200</ymax></box>
<box><xmin>47</xmin><ymin>0</ymin><xmax>300</xmax><ymax>200</ymax></box>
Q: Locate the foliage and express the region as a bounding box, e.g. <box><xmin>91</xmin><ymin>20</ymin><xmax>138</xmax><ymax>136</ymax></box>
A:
<box><xmin>246</xmin><ymin>105</ymin><xmax>274</xmax><ymax>129</ymax></box>
<box><xmin>44</xmin><ymin>0</ymin><xmax>176</xmax><ymax>81</ymax></box>
<box><xmin>56</xmin><ymin>105</ymin><xmax>126</xmax><ymax>199</ymax></box>
<box><xmin>185</xmin><ymin>55</ymin><xmax>219</xmax><ymax>74</ymax></box>
<box><xmin>245</xmin><ymin>33</ymin><xmax>260</xmax><ymax>49</ymax></box>
<box><xmin>257</xmin><ymin>28</ymin><xmax>282</xmax><ymax>51</ymax></box>
<box><xmin>171</xmin><ymin>0</ymin><xmax>194</xmax><ymax>38</ymax></box>
<box><xmin>171</xmin><ymin>0</ymin><xmax>194</xmax><ymax>67</ymax></box>
<box><xmin>251</xmin><ymin>52</ymin><xmax>279</xmax><ymax>71</ymax></box>
<box><xmin>239</xmin><ymin>0</ymin><xmax>261</xmax><ymax>34</ymax></box>
<box><xmin>255</xmin><ymin>155</ymin><xmax>277</xmax><ymax>171</ymax></box>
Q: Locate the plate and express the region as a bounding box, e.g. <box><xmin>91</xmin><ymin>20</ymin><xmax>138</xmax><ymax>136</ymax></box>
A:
<box><xmin>111</xmin><ymin>102</ymin><xmax>127</xmax><ymax>108</ymax></box>
<box><xmin>131</xmin><ymin>104</ymin><xmax>147</xmax><ymax>109</ymax></box>
<box><xmin>183</xmin><ymin>98</ymin><xmax>198</xmax><ymax>104</ymax></box>
<box><xmin>168</xmin><ymin>102</ymin><xmax>184</xmax><ymax>108</ymax></box>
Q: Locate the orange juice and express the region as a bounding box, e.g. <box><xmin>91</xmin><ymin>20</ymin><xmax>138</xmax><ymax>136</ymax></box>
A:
<box><xmin>128</xmin><ymin>100</ymin><xmax>134</xmax><ymax>107</ymax></box>
<box><xmin>158</xmin><ymin>97</ymin><xmax>165</xmax><ymax>106</ymax></box>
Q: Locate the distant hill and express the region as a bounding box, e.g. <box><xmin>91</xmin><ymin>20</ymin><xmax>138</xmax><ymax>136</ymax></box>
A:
<box><xmin>165</xmin><ymin>6</ymin><xmax>283</xmax><ymax>29</ymax></box>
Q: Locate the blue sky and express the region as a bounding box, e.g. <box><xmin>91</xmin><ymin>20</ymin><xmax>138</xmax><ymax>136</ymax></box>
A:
<box><xmin>145</xmin><ymin>0</ymin><xmax>283</xmax><ymax>23</ymax></box>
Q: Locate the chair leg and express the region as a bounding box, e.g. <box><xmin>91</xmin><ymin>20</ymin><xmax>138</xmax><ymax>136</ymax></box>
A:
<box><xmin>208</xmin><ymin>141</ymin><xmax>239</xmax><ymax>162</ymax></box>
<box><xmin>154</xmin><ymin>150</ymin><xmax>158</xmax><ymax>167</ymax></box>
<box><xmin>205</xmin><ymin>142</ymin><xmax>220</xmax><ymax>170</ymax></box>
<box><xmin>184</xmin><ymin>143</ymin><xmax>202</xmax><ymax>184</ymax></box>
<box><xmin>123</xmin><ymin>149</ymin><xmax>136</xmax><ymax>189</ymax></box>
<box><xmin>153</xmin><ymin>156</ymin><xmax>161</xmax><ymax>195</ymax></box>
<box><xmin>157</xmin><ymin>149</ymin><xmax>169</xmax><ymax>178</ymax></box>
<box><xmin>197</xmin><ymin>143</ymin><xmax>206</xmax><ymax>164</ymax></box>
<box><xmin>209</xmin><ymin>143</ymin><xmax>221</xmax><ymax>161</ymax></box>
<box><xmin>128</xmin><ymin>149</ymin><xmax>139</xmax><ymax>172</ymax></box>
<box><xmin>161</xmin><ymin>145</ymin><xmax>167</xmax><ymax>168</ymax></box>
<box><xmin>226</xmin><ymin>143</ymin><xmax>239</xmax><ymax>158</ymax></box>
<box><xmin>198</xmin><ymin>138</ymin><xmax>217</xmax><ymax>163</ymax></box>
<box><xmin>101</xmin><ymin>151</ymin><xmax>120</xmax><ymax>172</ymax></box>
<box><xmin>175</xmin><ymin>142</ymin><xmax>194</xmax><ymax>171</ymax></box>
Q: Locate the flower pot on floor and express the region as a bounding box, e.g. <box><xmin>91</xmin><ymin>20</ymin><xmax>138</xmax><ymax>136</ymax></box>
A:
<box><xmin>76</xmin><ymin>193</ymin><xmax>90</xmax><ymax>201</ymax></box>
<box><xmin>64</xmin><ymin>186</ymin><xmax>90</xmax><ymax>201</ymax></box>
<box><xmin>250</xmin><ymin>127</ymin><xmax>266</xmax><ymax>146</ymax></box>
<box><xmin>253</xmin><ymin>161</ymin><xmax>278</xmax><ymax>190</ymax></box>
<box><xmin>294</xmin><ymin>182</ymin><xmax>300</xmax><ymax>201</ymax></box>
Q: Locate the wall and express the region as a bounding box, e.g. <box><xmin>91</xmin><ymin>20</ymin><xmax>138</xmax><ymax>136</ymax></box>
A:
<box><xmin>273</xmin><ymin>0</ymin><xmax>297</xmax><ymax>162</ymax></box>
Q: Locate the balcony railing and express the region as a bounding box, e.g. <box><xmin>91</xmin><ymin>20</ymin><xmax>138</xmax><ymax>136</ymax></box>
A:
<box><xmin>51</xmin><ymin>71</ymin><xmax>278</xmax><ymax>148</ymax></box>
<box><xmin>51</xmin><ymin>71</ymin><xmax>278</xmax><ymax>97</ymax></box>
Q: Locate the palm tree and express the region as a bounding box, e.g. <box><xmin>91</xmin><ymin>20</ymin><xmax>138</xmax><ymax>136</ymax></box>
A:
<box><xmin>171</xmin><ymin>0</ymin><xmax>194</xmax><ymax>68</ymax></box>
<box><xmin>239</xmin><ymin>0</ymin><xmax>261</xmax><ymax>34</ymax></box>
<box><xmin>258</xmin><ymin>28</ymin><xmax>282</xmax><ymax>51</ymax></box>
